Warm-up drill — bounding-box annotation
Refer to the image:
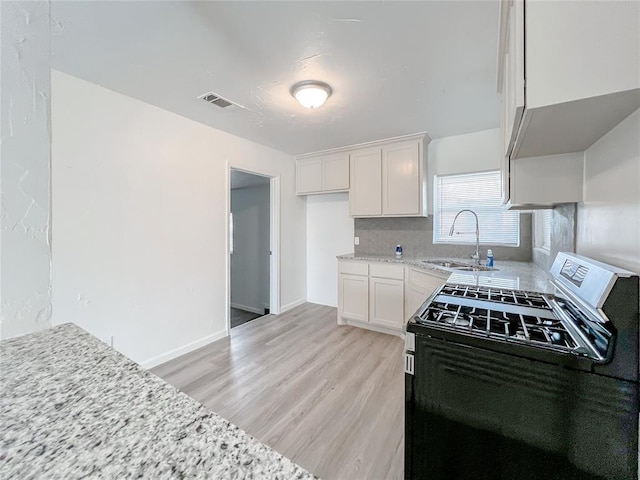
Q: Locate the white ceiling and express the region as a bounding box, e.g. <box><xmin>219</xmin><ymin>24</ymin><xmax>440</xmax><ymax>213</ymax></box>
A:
<box><xmin>51</xmin><ymin>1</ymin><xmax>501</xmax><ymax>155</ymax></box>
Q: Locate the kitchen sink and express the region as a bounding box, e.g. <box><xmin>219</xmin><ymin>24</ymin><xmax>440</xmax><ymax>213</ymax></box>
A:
<box><xmin>420</xmin><ymin>260</ymin><xmax>469</xmax><ymax>268</ymax></box>
<box><xmin>454</xmin><ymin>266</ymin><xmax>496</xmax><ymax>272</ymax></box>
<box><xmin>420</xmin><ymin>259</ymin><xmax>497</xmax><ymax>272</ymax></box>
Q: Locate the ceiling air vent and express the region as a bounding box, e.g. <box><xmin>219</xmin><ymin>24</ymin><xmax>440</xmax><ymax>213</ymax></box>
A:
<box><xmin>198</xmin><ymin>91</ymin><xmax>239</xmax><ymax>110</ymax></box>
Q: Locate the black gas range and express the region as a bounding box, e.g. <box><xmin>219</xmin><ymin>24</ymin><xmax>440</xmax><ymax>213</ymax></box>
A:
<box><xmin>404</xmin><ymin>252</ymin><xmax>639</xmax><ymax>480</ymax></box>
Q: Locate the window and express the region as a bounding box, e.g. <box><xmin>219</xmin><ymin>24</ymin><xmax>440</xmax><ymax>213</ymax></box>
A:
<box><xmin>433</xmin><ymin>170</ymin><xmax>520</xmax><ymax>246</ymax></box>
<box><xmin>534</xmin><ymin>209</ymin><xmax>552</xmax><ymax>252</ymax></box>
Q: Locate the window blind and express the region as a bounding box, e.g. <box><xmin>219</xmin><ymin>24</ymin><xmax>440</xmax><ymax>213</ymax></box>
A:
<box><xmin>433</xmin><ymin>170</ymin><xmax>520</xmax><ymax>247</ymax></box>
<box><xmin>542</xmin><ymin>209</ymin><xmax>552</xmax><ymax>251</ymax></box>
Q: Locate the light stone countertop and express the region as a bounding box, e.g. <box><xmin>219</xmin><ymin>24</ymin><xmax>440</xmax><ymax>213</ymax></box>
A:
<box><xmin>337</xmin><ymin>253</ymin><xmax>554</xmax><ymax>293</ymax></box>
<box><xmin>0</xmin><ymin>324</ymin><xmax>316</xmax><ymax>480</ymax></box>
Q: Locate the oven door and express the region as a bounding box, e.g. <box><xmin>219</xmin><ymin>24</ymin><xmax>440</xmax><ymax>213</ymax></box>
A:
<box><xmin>404</xmin><ymin>334</ymin><xmax>638</xmax><ymax>480</ymax></box>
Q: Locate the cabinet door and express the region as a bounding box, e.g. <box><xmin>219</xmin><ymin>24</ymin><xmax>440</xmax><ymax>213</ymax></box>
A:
<box><xmin>405</xmin><ymin>284</ymin><xmax>430</xmax><ymax>324</ymax></box>
<box><xmin>500</xmin><ymin>0</ymin><xmax>525</xmax><ymax>159</ymax></box>
<box><xmin>369</xmin><ymin>277</ymin><xmax>404</xmax><ymax>329</ymax></box>
<box><xmin>338</xmin><ymin>273</ymin><xmax>368</xmax><ymax>323</ymax></box>
<box><xmin>296</xmin><ymin>158</ymin><xmax>322</xmax><ymax>194</ymax></box>
<box><xmin>382</xmin><ymin>141</ymin><xmax>421</xmax><ymax>215</ymax></box>
<box><xmin>350</xmin><ymin>148</ymin><xmax>382</xmax><ymax>216</ymax></box>
<box><xmin>322</xmin><ymin>153</ymin><xmax>350</xmax><ymax>191</ymax></box>
<box><xmin>405</xmin><ymin>268</ymin><xmax>445</xmax><ymax>322</ymax></box>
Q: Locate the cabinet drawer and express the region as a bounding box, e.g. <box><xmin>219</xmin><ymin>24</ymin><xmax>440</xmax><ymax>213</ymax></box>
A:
<box><xmin>370</xmin><ymin>263</ymin><xmax>404</xmax><ymax>280</ymax></box>
<box><xmin>339</xmin><ymin>261</ymin><xmax>369</xmax><ymax>276</ymax></box>
<box><xmin>408</xmin><ymin>267</ymin><xmax>447</xmax><ymax>291</ymax></box>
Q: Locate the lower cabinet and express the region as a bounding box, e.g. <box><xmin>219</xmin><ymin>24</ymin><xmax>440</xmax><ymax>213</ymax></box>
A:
<box><xmin>369</xmin><ymin>276</ymin><xmax>405</xmax><ymax>330</ymax></box>
<box><xmin>338</xmin><ymin>273</ymin><xmax>368</xmax><ymax>323</ymax></box>
<box><xmin>405</xmin><ymin>266</ymin><xmax>447</xmax><ymax>322</ymax></box>
<box><xmin>337</xmin><ymin>260</ymin><xmax>447</xmax><ymax>335</ymax></box>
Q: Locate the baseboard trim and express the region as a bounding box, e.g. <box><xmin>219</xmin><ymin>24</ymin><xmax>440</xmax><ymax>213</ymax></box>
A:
<box><xmin>279</xmin><ymin>298</ymin><xmax>306</xmax><ymax>313</ymax></box>
<box><xmin>230</xmin><ymin>303</ymin><xmax>263</xmax><ymax>315</ymax></box>
<box><xmin>140</xmin><ymin>329</ymin><xmax>228</xmax><ymax>370</ymax></box>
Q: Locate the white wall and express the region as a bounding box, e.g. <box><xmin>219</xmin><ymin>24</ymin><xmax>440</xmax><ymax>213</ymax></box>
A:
<box><xmin>577</xmin><ymin>110</ymin><xmax>640</xmax><ymax>273</ymax></box>
<box><xmin>306</xmin><ymin>193</ymin><xmax>354</xmax><ymax>307</ymax></box>
<box><xmin>231</xmin><ymin>185</ymin><xmax>270</xmax><ymax>314</ymax></box>
<box><xmin>0</xmin><ymin>1</ymin><xmax>52</xmax><ymax>340</ymax></box>
<box><xmin>51</xmin><ymin>71</ymin><xmax>306</xmax><ymax>367</ymax></box>
<box><xmin>427</xmin><ymin>128</ymin><xmax>501</xmax><ymax>213</ymax></box>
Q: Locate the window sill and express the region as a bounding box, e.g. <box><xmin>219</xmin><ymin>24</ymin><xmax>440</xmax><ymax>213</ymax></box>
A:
<box><xmin>533</xmin><ymin>247</ymin><xmax>551</xmax><ymax>257</ymax></box>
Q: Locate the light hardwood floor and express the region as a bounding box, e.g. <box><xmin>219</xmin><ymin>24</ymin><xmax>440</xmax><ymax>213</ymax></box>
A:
<box><xmin>152</xmin><ymin>303</ymin><xmax>405</xmax><ymax>480</ymax></box>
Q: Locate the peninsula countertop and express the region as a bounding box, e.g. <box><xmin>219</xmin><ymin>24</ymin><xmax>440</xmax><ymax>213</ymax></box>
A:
<box><xmin>0</xmin><ymin>324</ymin><xmax>315</xmax><ymax>480</ymax></box>
<box><xmin>337</xmin><ymin>253</ymin><xmax>553</xmax><ymax>293</ymax></box>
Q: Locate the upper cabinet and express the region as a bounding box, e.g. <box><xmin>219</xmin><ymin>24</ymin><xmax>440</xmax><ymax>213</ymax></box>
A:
<box><xmin>297</xmin><ymin>134</ymin><xmax>429</xmax><ymax>218</ymax></box>
<box><xmin>350</xmin><ymin>147</ymin><xmax>383</xmax><ymax>216</ymax></box>
<box><xmin>296</xmin><ymin>152</ymin><xmax>350</xmax><ymax>195</ymax></box>
<box><xmin>350</xmin><ymin>136</ymin><xmax>428</xmax><ymax>218</ymax></box>
<box><xmin>497</xmin><ymin>0</ymin><xmax>640</xmax><ymax>160</ymax></box>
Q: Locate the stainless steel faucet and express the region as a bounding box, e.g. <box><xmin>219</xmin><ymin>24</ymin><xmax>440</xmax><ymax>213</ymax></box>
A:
<box><xmin>449</xmin><ymin>209</ymin><xmax>481</xmax><ymax>265</ymax></box>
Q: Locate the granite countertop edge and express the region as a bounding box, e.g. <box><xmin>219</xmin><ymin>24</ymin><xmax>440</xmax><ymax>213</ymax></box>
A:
<box><xmin>336</xmin><ymin>253</ymin><xmax>553</xmax><ymax>293</ymax></box>
<box><xmin>0</xmin><ymin>323</ymin><xmax>317</xmax><ymax>480</ymax></box>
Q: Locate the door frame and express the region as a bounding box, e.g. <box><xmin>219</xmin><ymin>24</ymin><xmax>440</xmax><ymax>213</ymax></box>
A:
<box><xmin>225</xmin><ymin>162</ymin><xmax>280</xmax><ymax>334</ymax></box>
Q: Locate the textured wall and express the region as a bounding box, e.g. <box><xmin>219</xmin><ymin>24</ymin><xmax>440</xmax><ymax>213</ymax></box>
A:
<box><xmin>0</xmin><ymin>1</ymin><xmax>52</xmax><ymax>339</ymax></box>
<box><xmin>354</xmin><ymin>215</ymin><xmax>532</xmax><ymax>262</ymax></box>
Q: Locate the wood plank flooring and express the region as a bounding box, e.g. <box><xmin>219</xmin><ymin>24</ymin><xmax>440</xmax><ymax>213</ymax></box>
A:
<box><xmin>151</xmin><ymin>303</ymin><xmax>404</xmax><ymax>480</ymax></box>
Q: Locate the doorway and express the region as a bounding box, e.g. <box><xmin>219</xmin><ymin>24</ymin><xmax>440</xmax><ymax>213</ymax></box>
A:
<box><xmin>229</xmin><ymin>169</ymin><xmax>273</xmax><ymax>329</ymax></box>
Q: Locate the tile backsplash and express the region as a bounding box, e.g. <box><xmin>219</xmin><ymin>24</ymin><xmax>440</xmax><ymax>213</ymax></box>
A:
<box><xmin>532</xmin><ymin>204</ymin><xmax>576</xmax><ymax>271</ymax></box>
<box><xmin>354</xmin><ymin>214</ymin><xmax>533</xmax><ymax>262</ymax></box>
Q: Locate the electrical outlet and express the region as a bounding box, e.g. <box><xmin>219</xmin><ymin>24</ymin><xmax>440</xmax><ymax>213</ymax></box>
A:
<box><xmin>354</xmin><ymin>236</ymin><xmax>360</xmax><ymax>245</ymax></box>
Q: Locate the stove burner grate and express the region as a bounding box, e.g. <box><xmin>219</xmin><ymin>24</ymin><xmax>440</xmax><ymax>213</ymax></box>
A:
<box><xmin>439</xmin><ymin>284</ymin><xmax>552</xmax><ymax>310</ymax></box>
<box><xmin>418</xmin><ymin>300</ymin><xmax>578</xmax><ymax>351</ymax></box>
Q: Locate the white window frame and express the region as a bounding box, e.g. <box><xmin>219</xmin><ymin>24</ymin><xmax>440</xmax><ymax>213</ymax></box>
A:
<box><xmin>533</xmin><ymin>209</ymin><xmax>552</xmax><ymax>253</ymax></box>
<box><xmin>433</xmin><ymin>170</ymin><xmax>520</xmax><ymax>247</ymax></box>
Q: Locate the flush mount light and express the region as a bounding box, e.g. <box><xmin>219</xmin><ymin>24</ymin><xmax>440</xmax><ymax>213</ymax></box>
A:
<box><xmin>291</xmin><ymin>80</ymin><xmax>332</xmax><ymax>109</ymax></box>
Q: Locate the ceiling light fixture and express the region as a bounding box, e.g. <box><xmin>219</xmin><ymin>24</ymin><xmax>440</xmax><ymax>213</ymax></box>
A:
<box><xmin>291</xmin><ymin>80</ymin><xmax>332</xmax><ymax>109</ymax></box>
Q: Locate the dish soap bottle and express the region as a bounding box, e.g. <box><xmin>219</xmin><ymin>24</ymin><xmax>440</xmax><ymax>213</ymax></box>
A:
<box><xmin>486</xmin><ymin>249</ymin><xmax>494</xmax><ymax>267</ymax></box>
<box><xmin>395</xmin><ymin>244</ymin><xmax>403</xmax><ymax>259</ymax></box>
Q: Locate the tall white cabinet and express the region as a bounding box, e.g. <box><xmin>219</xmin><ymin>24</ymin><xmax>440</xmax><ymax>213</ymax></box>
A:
<box><xmin>349</xmin><ymin>136</ymin><xmax>428</xmax><ymax>218</ymax></box>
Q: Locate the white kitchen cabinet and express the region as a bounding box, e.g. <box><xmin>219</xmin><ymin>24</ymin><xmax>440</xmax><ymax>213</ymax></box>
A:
<box><xmin>296</xmin><ymin>152</ymin><xmax>349</xmax><ymax>195</ymax></box>
<box><xmin>508</xmin><ymin>152</ymin><xmax>584</xmax><ymax>209</ymax></box>
<box><xmin>382</xmin><ymin>141</ymin><xmax>423</xmax><ymax>216</ymax></box>
<box><xmin>497</xmin><ymin>0</ymin><xmax>640</xmax><ymax>161</ymax></box>
<box><xmin>338</xmin><ymin>260</ymin><xmax>446</xmax><ymax>335</ymax></box>
<box><xmin>404</xmin><ymin>266</ymin><xmax>446</xmax><ymax>322</ymax></box>
<box><xmin>349</xmin><ymin>147</ymin><xmax>382</xmax><ymax>216</ymax></box>
<box><xmin>338</xmin><ymin>261</ymin><xmax>369</xmax><ymax>324</ymax></box>
<box><xmin>369</xmin><ymin>262</ymin><xmax>405</xmax><ymax>330</ymax></box>
<box><xmin>350</xmin><ymin>136</ymin><xmax>428</xmax><ymax>218</ymax></box>
<box><xmin>369</xmin><ymin>277</ymin><xmax>404</xmax><ymax>330</ymax></box>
